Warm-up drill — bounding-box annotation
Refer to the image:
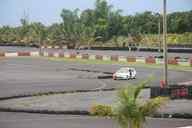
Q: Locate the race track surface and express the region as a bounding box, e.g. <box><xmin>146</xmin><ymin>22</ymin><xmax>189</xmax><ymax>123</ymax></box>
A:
<box><xmin>0</xmin><ymin>57</ymin><xmax>192</xmax><ymax>98</ymax></box>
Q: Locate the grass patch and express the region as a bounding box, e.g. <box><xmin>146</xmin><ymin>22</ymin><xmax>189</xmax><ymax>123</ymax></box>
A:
<box><xmin>47</xmin><ymin>57</ymin><xmax>192</xmax><ymax>72</ymax></box>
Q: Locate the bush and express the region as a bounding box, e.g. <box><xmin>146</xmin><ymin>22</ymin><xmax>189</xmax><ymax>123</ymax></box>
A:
<box><xmin>90</xmin><ymin>104</ymin><xmax>113</xmax><ymax>117</ymax></box>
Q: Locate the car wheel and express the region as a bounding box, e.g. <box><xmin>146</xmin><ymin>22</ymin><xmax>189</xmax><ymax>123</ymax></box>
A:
<box><xmin>113</xmin><ymin>76</ymin><xmax>116</xmax><ymax>80</ymax></box>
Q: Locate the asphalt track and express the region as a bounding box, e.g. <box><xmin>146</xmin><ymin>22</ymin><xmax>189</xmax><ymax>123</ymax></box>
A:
<box><xmin>1</xmin><ymin>56</ymin><xmax>192</xmax><ymax>128</ymax></box>
<box><xmin>1</xmin><ymin>57</ymin><xmax>192</xmax><ymax>98</ymax></box>
<box><xmin>0</xmin><ymin>112</ymin><xmax>192</xmax><ymax>128</ymax></box>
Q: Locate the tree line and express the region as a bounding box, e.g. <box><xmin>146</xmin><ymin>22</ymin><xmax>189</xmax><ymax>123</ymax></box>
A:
<box><xmin>0</xmin><ymin>0</ymin><xmax>192</xmax><ymax>47</ymax></box>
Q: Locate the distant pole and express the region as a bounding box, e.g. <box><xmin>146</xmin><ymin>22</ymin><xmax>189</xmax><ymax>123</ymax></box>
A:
<box><xmin>39</xmin><ymin>38</ymin><xmax>41</xmax><ymax>55</ymax></box>
<box><xmin>163</xmin><ymin>0</ymin><xmax>168</xmax><ymax>86</ymax></box>
<box><xmin>158</xmin><ymin>18</ymin><xmax>161</xmax><ymax>52</ymax></box>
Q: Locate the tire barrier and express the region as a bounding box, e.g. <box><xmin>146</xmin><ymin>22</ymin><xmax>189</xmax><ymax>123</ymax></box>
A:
<box><xmin>151</xmin><ymin>85</ymin><xmax>192</xmax><ymax>99</ymax></box>
<box><xmin>1</xmin><ymin>51</ymin><xmax>191</xmax><ymax>67</ymax></box>
<box><xmin>44</xmin><ymin>51</ymin><xmax>192</xmax><ymax>67</ymax></box>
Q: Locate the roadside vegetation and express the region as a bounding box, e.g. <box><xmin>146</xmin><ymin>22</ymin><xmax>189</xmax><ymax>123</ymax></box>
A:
<box><xmin>90</xmin><ymin>79</ymin><xmax>169</xmax><ymax>128</ymax></box>
<box><xmin>0</xmin><ymin>0</ymin><xmax>191</xmax><ymax>48</ymax></box>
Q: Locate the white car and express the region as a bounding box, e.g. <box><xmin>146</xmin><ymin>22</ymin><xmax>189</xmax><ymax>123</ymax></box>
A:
<box><xmin>112</xmin><ymin>67</ymin><xmax>136</xmax><ymax>80</ymax></box>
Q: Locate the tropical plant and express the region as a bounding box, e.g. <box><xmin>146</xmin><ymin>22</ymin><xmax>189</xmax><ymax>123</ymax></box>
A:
<box><xmin>90</xmin><ymin>104</ymin><xmax>112</xmax><ymax>117</ymax></box>
<box><xmin>0</xmin><ymin>0</ymin><xmax>192</xmax><ymax>47</ymax></box>
<box><xmin>113</xmin><ymin>80</ymin><xmax>169</xmax><ymax>128</ymax></box>
<box><xmin>31</xmin><ymin>22</ymin><xmax>47</xmax><ymax>46</ymax></box>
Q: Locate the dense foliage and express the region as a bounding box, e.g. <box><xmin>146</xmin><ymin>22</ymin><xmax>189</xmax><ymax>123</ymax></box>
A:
<box><xmin>0</xmin><ymin>0</ymin><xmax>192</xmax><ymax>47</ymax></box>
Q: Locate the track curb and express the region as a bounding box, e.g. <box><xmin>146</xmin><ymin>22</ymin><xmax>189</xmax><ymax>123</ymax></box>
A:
<box><xmin>0</xmin><ymin>107</ymin><xmax>192</xmax><ymax>119</ymax></box>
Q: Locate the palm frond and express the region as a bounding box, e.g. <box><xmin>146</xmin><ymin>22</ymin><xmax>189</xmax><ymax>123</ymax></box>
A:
<box><xmin>139</xmin><ymin>97</ymin><xmax>169</xmax><ymax>116</ymax></box>
<box><xmin>113</xmin><ymin>76</ymin><xmax>168</xmax><ymax>128</ymax></box>
<box><xmin>117</xmin><ymin>86</ymin><xmax>135</xmax><ymax>104</ymax></box>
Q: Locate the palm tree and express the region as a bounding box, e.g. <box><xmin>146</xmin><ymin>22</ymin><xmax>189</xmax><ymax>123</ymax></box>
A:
<box><xmin>113</xmin><ymin>80</ymin><xmax>168</xmax><ymax>128</ymax></box>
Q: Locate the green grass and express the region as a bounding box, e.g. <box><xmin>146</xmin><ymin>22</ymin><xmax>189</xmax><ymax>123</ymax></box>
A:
<box><xmin>47</xmin><ymin>57</ymin><xmax>192</xmax><ymax>72</ymax></box>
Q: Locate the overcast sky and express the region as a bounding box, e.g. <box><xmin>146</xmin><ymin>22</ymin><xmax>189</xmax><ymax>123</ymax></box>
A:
<box><xmin>0</xmin><ymin>0</ymin><xmax>192</xmax><ymax>26</ymax></box>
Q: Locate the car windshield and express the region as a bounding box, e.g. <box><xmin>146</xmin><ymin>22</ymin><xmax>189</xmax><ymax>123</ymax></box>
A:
<box><xmin>117</xmin><ymin>69</ymin><xmax>129</xmax><ymax>73</ymax></box>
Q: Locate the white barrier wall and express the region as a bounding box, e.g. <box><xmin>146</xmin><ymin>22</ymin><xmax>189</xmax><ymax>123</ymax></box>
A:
<box><xmin>5</xmin><ymin>52</ymin><xmax>18</xmax><ymax>57</ymax></box>
<box><xmin>54</xmin><ymin>46</ymin><xmax>59</xmax><ymax>49</ymax></box>
<box><xmin>47</xmin><ymin>46</ymin><xmax>52</xmax><ymax>49</ymax></box>
<box><xmin>76</xmin><ymin>54</ymin><xmax>82</xmax><ymax>59</ymax></box>
<box><xmin>178</xmin><ymin>59</ymin><xmax>191</xmax><ymax>66</ymax></box>
<box><xmin>136</xmin><ymin>57</ymin><xmax>145</xmax><ymax>63</ymax></box>
<box><xmin>53</xmin><ymin>53</ymin><xmax>59</xmax><ymax>57</ymax></box>
<box><xmin>64</xmin><ymin>53</ymin><xmax>70</xmax><ymax>58</ymax></box>
<box><xmin>103</xmin><ymin>55</ymin><xmax>111</xmax><ymax>61</ymax></box>
<box><xmin>43</xmin><ymin>52</ymin><xmax>49</xmax><ymax>57</ymax></box>
<box><xmin>118</xmin><ymin>56</ymin><xmax>127</xmax><ymax>62</ymax></box>
<box><xmin>89</xmin><ymin>55</ymin><xmax>96</xmax><ymax>60</ymax></box>
<box><xmin>30</xmin><ymin>52</ymin><xmax>39</xmax><ymax>57</ymax></box>
<box><xmin>155</xmin><ymin>58</ymin><xmax>164</xmax><ymax>64</ymax></box>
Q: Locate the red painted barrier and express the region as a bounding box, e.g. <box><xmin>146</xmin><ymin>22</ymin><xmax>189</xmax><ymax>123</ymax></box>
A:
<box><xmin>59</xmin><ymin>53</ymin><xmax>64</xmax><ymax>57</ymax></box>
<box><xmin>111</xmin><ymin>55</ymin><xmax>118</xmax><ymax>61</ymax></box>
<box><xmin>0</xmin><ymin>52</ymin><xmax>5</xmax><ymax>57</ymax></box>
<box><xmin>18</xmin><ymin>52</ymin><xmax>30</xmax><ymax>56</ymax></box>
<box><xmin>168</xmin><ymin>58</ymin><xmax>178</xmax><ymax>65</ymax></box>
<box><xmin>96</xmin><ymin>55</ymin><xmax>103</xmax><ymax>60</ymax></box>
<box><xmin>48</xmin><ymin>53</ymin><xmax>54</xmax><ymax>57</ymax></box>
<box><xmin>160</xmin><ymin>80</ymin><xmax>166</xmax><ymax>88</ymax></box>
<box><xmin>127</xmin><ymin>56</ymin><xmax>136</xmax><ymax>62</ymax></box>
<box><xmin>190</xmin><ymin>58</ymin><xmax>192</xmax><ymax>66</ymax></box>
<box><xmin>145</xmin><ymin>57</ymin><xmax>156</xmax><ymax>64</ymax></box>
<box><xmin>70</xmin><ymin>54</ymin><xmax>76</xmax><ymax>58</ymax></box>
<box><xmin>82</xmin><ymin>54</ymin><xmax>89</xmax><ymax>59</ymax></box>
